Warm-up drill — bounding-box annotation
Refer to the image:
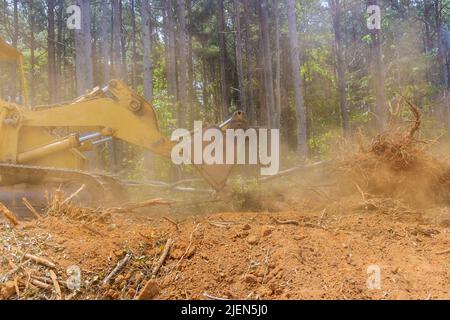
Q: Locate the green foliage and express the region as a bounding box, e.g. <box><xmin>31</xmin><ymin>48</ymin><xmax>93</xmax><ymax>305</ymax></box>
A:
<box><xmin>1</xmin><ymin>0</ymin><xmax>449</xmax><ymax>178</ymax></box>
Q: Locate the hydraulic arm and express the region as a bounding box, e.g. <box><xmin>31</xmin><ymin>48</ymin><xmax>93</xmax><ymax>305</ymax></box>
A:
<box><xmin>0</xmin><ymin>80</ymin><xmax>244</xmax><ymax>192</ymax></box>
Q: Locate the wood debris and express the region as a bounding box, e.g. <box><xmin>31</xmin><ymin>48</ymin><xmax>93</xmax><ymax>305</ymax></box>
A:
<box><xmin>0</xmin><ymin>202</ymin><xmax>19</xmax><ymax>226</ymax></box>
<box><xmin>22</xmin><ymin>198</ymin><xmax>42</xmax><ymax>219</ymax></box>
<box><xmin>152</xmin><ymin>238</ymin><xmax>173</xmax><ymax>276</ymax></box>
<box><xmin>103</xmin><ymin>253</ymin><xmax>132</xmax><ymax>285</ymax></box>
<box><xmin>106</xmin><ymin>199</ymin><xmax>175</xmax><ymax>214</ymax></box>
<box><xmin>24</xmin><ymin>253</ymin><xmax>56</xmax><ymax>269</ymax></box>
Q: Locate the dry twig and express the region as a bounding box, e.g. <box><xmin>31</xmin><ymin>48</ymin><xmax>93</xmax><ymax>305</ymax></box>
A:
<box><xmin>0</xmin><ymin>202</ymin><xmax>19</xmax><ymax>226</ymax></box>
<box><xmin>24</xmin><ymin>253</ymin><xmax>56</xmax><ymax>269</ymax></box>
<box><xmin>22</xmin><ymin>198</ymin><xmax>42</xmax><ymax>219</ymax></box>
<box><xmin>103</xmin><ymin>253</ymin><xmax>132</xmax><ymax>285</ymax></box>
<box><xmin>152</xmin><ymin>238</ymin><xmax>173</xmax><ymax>276</ymax></box>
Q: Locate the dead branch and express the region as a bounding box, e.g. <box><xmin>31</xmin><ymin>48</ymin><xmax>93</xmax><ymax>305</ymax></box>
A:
<box><xmin>162</xmin><ymin>217</ymin><xmax>179</xmax><ymax>231</ymax></box>
<box><xmin>49</xmin><ymin>270</ymin><xmax>62</xmax><ymax>299</ymax></box>
<box><xmin>61</xmin><ymin>184</ymin><xmax>85</xmax><ymax>205</ymax></box>
<box><xmin>24</xmin><ymin>253</ymin><xmax>56</xmax><ymax>269</ymax></box>
<box><xmin>402</xmin><ymin>97</ymin><xmax>421</xmax><ymax>139</ymax></box>
<box><xmin>175</xmin><ymin>223</ymin><xmax>201</xmax><ymax>271</ymax></box>
<box><xmin>436</xmin><ymin>248</ymin><xmax>450</xmax><ymax>255</ymax></box>
<box><xmin>152</xmin><ymin>238</ymin><xmax>173</xmax><ymax>276</ymax></box>
<box><xmin>259</xmin><ymin>160</ymin><xmax>334</xmax><ymax>183</ymax></box>
<box><xmin>30</xmin><ymin>279</ymin><xmax>51</xmax><ymax>290</ymax></box>
<box><xmin>203</xmin><ymin>292</ymin><xmax>230</xmax><ymax>300</ymax></box>
<box><xmin>0</xmin><ymin>202</ymin><xmax>19</xmax><ymax>226</ymax></box>
<box><xmin>354</xmin><ymin>183</ymin><xmax>367</xmax><ymax>202</ymax></box>
<box><xmin>318</xmin><ymin>208</ymin><xmax>328</xmax><ymax>227</ymax></box>
<box><xmin>271</xmin><ymin>217</ymin><xmax>299</xmax><ymax>226</ymax></box>
<box><xmin>22</xmin><ymin>198</ymin><xmax>42</xmax><ymax>219</ymax></box>
<box><xmin>103</xmin><ymin>253</ymin><xmax>132</xmax><ymax>285</ymax></box>
<box><xmin>106</xmin><ymin>199</ymin><xmax>175</xmax><ymax>214</ymax></box>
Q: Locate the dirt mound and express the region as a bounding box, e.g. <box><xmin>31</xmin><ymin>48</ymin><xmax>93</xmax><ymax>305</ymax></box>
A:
<box><xmin>339</xmin><ymin>99</ymin><xmax>450</xmax><ymax>207</ymax></box>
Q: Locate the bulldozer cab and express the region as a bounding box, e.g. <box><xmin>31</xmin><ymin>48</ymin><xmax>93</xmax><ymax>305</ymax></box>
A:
<box><xmin>0</xmin><ymin>37</ymin><xmax>28</xmax><ymax>106</ymax></box>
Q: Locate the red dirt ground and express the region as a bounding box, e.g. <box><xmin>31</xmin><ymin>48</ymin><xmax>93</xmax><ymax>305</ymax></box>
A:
<box><xmin>1</xmin><ymin>192</ymin><xmax>449</xmax><ymax>300</ymax></box>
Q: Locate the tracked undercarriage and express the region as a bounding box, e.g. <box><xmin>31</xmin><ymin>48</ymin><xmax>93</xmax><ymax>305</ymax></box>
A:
<box><xmin>0</xmin><ymin>163</ymin><xmax>126</xmax><ymax>217</ymax></box>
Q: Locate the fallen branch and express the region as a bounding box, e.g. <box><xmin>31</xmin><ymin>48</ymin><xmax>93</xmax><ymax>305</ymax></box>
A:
<box><xmin>152</xmin><ymin>238</ymin><xmax>173</xmax><ymax>276</ymax></box>
<box><xmin>318</xmin><ymin>208</ymin><xmax>327</xmax><ymax>227</ymax></box>
<box><xmin>259</xmin><ymin>160</ymin><xmax>334</xmax><ymax>183</ymax></box>
<box><xmin>271</xmin><ymin>217</ymin><xmax>299</xmax><ymax>226</ymax></box>
<box><xmin>30</xmin><ymin>279</ymin><xmax>51</xmax><ymax>290</ymax></box>
<box><xmin>209</xmin><ymin>221</ymin><xmax>232</xmax><ymax>228</ymax></box>
<box><xmin>22</xmin><ymin>198</ymin><xmax>42</xmax><ymax>219</ymax></box>
<box><xmin>49</xmin><ymin>270</ymin><xmax>62</xmax><ymax>299</ymax></box>
<box><xmin>203</xmin><ymin>292</ymin><xmax>230</xmax><ymax>300</ymax></box>
<box><xmin>107</xmin><ymin>199</ymin><xmax>175</xmax><ymax>214</ymax></box>
<box><xmin>162</xmin><ymin>217</ymin><xmax>179</xmax><ymax>231</ymax></box>
<box><xmin>354</xmin><ymin>183</ymin><xmax>367</xmax><ymax>202</ymax></box>
<box><xmin>61</xmin><ymin>184</ymin><xmax>85</xmax><ymax>205</ymax></box>
<box><xmin>31</xmin><ymin>275</ymin><xmax>52</xmax><ymax>284</ymax></box>
<box><xmin>103</xmin><ymin>253</ymin><xmax>132</xmax><ymax>285</ymax></box>
<box><xmin>0</xmin><ymin>202</ymin><xmax>19</xmax><ymax>226</ymax></box>
<box><xmin>3</xmin><ymin>259</ymin><xmax>30</xmax><ymax>280</ymax></box>
<box><xmin>24</xmin><ymin>254</ymin><xmax>56</xmax><ymax>269</ymax></box>
<box><xmin>175</xmin><ymin>224</ymin><xmax>201</xmax><ymax>271</ymax></box>
<box><xmin>436</xmin><ymin>248</ymin><xmax>450</xmax><ymax>255</ymax></box>
<box><xmin>124</xmin><ymin>179</ymin><xmax>212</xmax><ymax>194</ymax></box>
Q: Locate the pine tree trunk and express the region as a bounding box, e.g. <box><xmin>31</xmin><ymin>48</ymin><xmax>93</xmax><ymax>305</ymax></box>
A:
<box><xmin>75</xmin><ymin>0</ymin><xmax>93</xmax><ymax>96</ymax></box>
<box><xmin>177</xmin><ymin>0</ymin><xmax>187</xmax><ymax>128</ymax></box>
<box><xmin>434</xmin><ymin>0</ymin><xmax>448</xmax><ymax>87</ymax></box>
<box><xmin>272</xmin><ymin>0</ymin><xmax>281</xmax><ymax>129</ymax></box>
<box><xmin>101</xmin><ymin>0</ymin><xmax>111</xmax><ymax>83</ymax></box>
<box><xmin>130</xmin><ymin>0</ymin><xmax>138</xmax><ymax>89</ymax></box>
<box><xmin>201</xmin><ymin>39</ymin><xmax>209</xmax><ymax>110</ymax></box>
<box><xmin>29</xmin><ymin>3</ymin><xmax>35</xmax><ymax>106</ymax></box>
<box><xmin>142</xmin><ymin>0</ymin><xmax>153</xmax><ymax>101</ymax></box>
<box><xmin>368</xmin><ymin>0</ymin><xmax>387</xmax><ymax>131</ymax></box>
<box><xmin>165</xmin><ymin>0</ymin><xmax>178</xmax><ymax>107</ymax></box>
<box><xmin>233</xmin><ymin>0</ymin><xmax>246</xmax><ymax>112</ymax></box>
<box><xmin>243</xmin><ymin>0</ymin><xmax>255</xmax><ymax>124</ymax></box>
<box><xmin>329</xmin><ymin>0</ymin><xmax>350</xmax><ymax>137</ymax></box>
<box><xmin>218</xmin><ymin>0</ymin><xmax>229</xmax><ymax>119</ymax></box>
<box><xmin>286</xmin><ymin>0</ymin><xmax>308</xmax><ymax>157</ymax></box>
<box><xmin>259</xmin><ymin>0</ymin><xmax>276</xmax><ymax>129</ymax></box>
<box><xmin>56</xmin><ymin>0</ymin><xmax>65</xmax><ymax>101</ymax></box>
<box><xmin>119</xmin><ymin>2</ymin><xmax>128</xmax><ymax>83</ymax></box>
<box><xmin>112</xmin><ymin>0</ymin><xmax>124</xmax><ymax>80</ymax></box>
<box><xmin>47</xmin><ymin>0</ymin><xmax>57</xmax><ymax>103</ymax></box>
<box><xmin>187</xmin><ymin>0</ymin><xmax>195</xmax><ymax>126</ymax></box>
<box><xmin>11</xmin><ymin>0</ymin><xmax>18</xmax><ymax>101</ymax></box>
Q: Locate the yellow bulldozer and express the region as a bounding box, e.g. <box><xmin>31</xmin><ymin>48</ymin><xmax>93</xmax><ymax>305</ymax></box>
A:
<box><xmin>0</xmin><ymin>37</ymin><xmax>245</xmax><ymax>214</ymax></box>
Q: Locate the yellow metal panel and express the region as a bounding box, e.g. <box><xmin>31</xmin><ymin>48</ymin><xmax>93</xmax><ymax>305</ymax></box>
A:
<box><xmin>0</xmin><ymin>38</ymin><xmax>29</xmax><ymax>106</ymax></box>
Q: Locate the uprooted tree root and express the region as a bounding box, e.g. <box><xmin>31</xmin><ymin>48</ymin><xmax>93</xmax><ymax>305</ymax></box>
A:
<box><xmin>340</xmin><ymin>99</ymin><xmax>450</xmax><ymax>207</ymax></box>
